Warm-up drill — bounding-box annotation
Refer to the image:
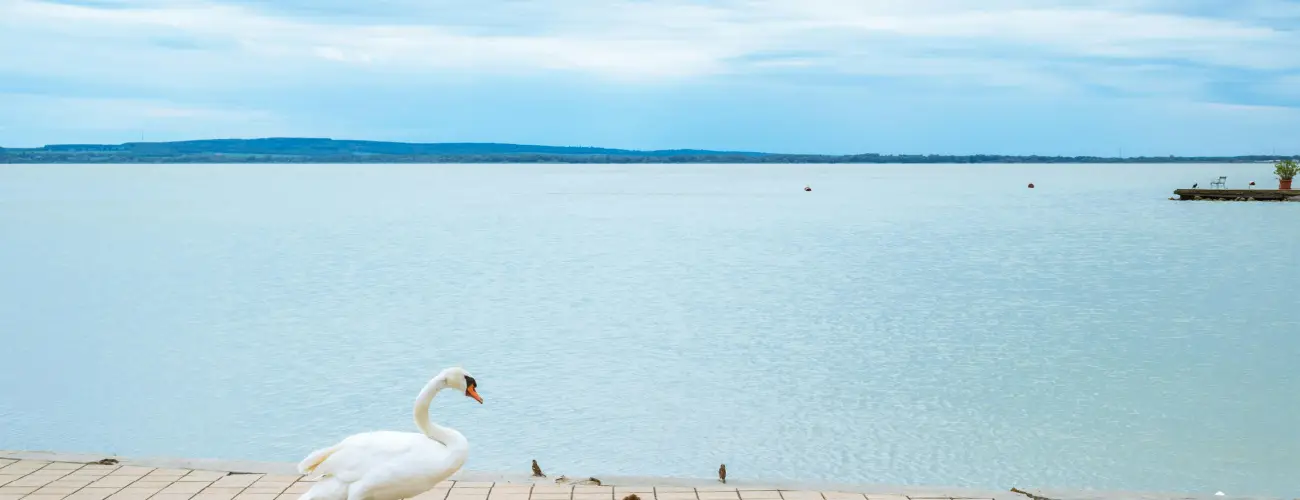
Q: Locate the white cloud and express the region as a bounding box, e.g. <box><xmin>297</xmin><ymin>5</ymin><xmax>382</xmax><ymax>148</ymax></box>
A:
<box><xmin>0</xmin><ymin>0</ymin><xmax>740</xmax><ymax>83</ymax></box>
<box><xmin>2</xmin><ymin>0</ymin><xmax>1298</xmax><ymax>88</ymax></box>
<box><xmin>2</xmin><ymin>0</ymin><xmax>1299</xmax><ymax>149</ymax></box>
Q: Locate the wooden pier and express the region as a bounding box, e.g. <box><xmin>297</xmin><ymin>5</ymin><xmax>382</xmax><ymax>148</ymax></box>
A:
<box><xmin>1173</xmin><ymin>188</ymin><xmax>1300</xmax><ymax>201</ymax></box>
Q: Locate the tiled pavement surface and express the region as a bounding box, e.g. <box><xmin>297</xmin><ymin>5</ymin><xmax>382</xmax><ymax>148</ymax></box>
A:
<box><xmin>0</xmin><ymin>459</ymin><xmax>977</xmax><ymax>500</ymax></box>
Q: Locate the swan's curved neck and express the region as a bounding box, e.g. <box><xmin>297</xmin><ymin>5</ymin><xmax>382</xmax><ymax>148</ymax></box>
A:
<box><xmin>414</xmin><ymin>375</ymin><xmax>468</xmax><ymax>451</ymax></box>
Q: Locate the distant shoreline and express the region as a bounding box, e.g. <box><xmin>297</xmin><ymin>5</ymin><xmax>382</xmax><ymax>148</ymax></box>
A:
<box><xmin>2</xmin><ymin>138</ymin><xmax>1294</xmax><ymax>164</ymax></box>
<box><xmin>1</xmin><ymin>157</ymin><xmax>1290</xmax><ymax>164</ymax></box>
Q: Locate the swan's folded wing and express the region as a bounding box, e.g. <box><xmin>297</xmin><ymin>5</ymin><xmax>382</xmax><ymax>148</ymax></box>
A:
<box><xmin>312</xmin><ymin>431</ymin><xmax>423</xmax><ymax>483</ymax></box>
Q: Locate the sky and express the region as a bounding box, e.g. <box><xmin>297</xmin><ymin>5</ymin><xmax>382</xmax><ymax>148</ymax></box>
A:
<box><xmin>1</xmin><ymin>0</ymin><xmax>1299</xmax><ymax>155</ymax></box>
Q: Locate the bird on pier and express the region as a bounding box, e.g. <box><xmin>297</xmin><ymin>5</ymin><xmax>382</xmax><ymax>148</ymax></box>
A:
<box><xmin>297</xmin><ymin>367</ymin><xmax>483</xmax><ymax>500</ymax></box>
<box><xmin>1193</xmin><ymin>183</ymin><xmax>1198</xmax><ymax>188</ymax></box>
<box><xmin>718</xmin><ymin>464</ymin><xmax>727</xmax><ymax>484</ymax></box>
<box><xmin>531</xmin><ymin>460</ymin><xmax>545</xmax><ymax>478</ymax></box>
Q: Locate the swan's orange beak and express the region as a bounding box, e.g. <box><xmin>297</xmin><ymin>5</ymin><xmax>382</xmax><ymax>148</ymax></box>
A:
<box><xmin>466</xmin><ymin>385</ymin><xmax>483</xmax><ymax>404</ymax></box>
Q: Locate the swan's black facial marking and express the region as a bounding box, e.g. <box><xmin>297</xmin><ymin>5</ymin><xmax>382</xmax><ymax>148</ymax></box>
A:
<box><xmin>463</xmin><ymin>375</ymin><xmax>481</xmax><ymax>403</ymax></box>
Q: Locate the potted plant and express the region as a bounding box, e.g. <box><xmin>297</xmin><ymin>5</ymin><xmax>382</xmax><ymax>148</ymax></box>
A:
<box><xmin>1276</xmin><ymin>159</ymin><xmax>1298</xmax><ymax>190</ymax></box>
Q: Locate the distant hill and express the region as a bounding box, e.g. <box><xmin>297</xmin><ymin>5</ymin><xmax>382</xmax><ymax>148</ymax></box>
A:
<box><xmin>1</xmin><ymin>138</ymin><xmax>1295</xmax><ymax>164</ymax></box>
<box><xmin>10</xmin><ymin>138</ymin><xmax>766</xmax><ymax>158</ymax></box>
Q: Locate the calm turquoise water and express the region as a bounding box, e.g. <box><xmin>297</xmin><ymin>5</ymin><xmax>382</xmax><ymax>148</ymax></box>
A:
<box><xmin>1</xmin><ymin>164</ymin><xmax>1297</xmax><ymax>496</ymax></box>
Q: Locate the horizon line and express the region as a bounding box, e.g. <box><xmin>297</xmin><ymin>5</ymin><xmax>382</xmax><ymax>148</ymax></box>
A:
<box><xmin>3</xmin><ymin>137</ymin><xmax>1299</xmax><ymax>159</ymax></box>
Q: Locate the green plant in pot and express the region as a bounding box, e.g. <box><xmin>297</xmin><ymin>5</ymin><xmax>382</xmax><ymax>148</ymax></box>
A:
<box><xmin>1277</xmin><ymin>159</ymin><xmax>1299</xmax><ymax>190</ymax></box>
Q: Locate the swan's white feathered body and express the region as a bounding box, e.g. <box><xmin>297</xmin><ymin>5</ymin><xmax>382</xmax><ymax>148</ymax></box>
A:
<box><xmin>298</xmin><ymin>367</ymin><xmax>481</xmax><ymax>500</ymax></box>
<box><xmin>298</xmin><ymin>431</ymin><xmax>465</xmax><ymax>500</ymax></box>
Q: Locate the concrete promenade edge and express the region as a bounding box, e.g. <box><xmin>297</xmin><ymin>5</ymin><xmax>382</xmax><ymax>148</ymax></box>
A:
<box><xmin>0</xmin><ymin>451</ymin><xmax>1271</xmax><ymax>500</ymax></box>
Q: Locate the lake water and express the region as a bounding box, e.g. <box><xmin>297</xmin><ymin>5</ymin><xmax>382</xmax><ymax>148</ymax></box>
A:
<box><xmin>1</xmin><ymin>163</ymin><xmax>1297</xmax><ymax>496</ymax></box>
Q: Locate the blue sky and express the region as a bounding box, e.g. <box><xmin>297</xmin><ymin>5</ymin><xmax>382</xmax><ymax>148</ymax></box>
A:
<box><xmin>2</xmin><ymin>0</ymin><xmax>1299</xmax><ymax>155</ymax></box>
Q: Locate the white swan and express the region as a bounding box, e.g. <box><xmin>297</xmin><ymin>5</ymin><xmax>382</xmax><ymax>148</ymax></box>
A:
<box><xmin>297</xmin><ymin>367</ymin><xmax>483</xmax><ymax>500</ymax></box>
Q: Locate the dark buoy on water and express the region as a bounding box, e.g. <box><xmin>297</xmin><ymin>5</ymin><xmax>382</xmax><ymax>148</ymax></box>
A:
<box><xmin>1027</xmin><ymin>183</ymin><xmax>1035</xmax><ymax>189</ymax></box>
<box><xmin>804</xmin><ymin>185</ymin><xmax>812</xmax><ymax>192</ymax></box>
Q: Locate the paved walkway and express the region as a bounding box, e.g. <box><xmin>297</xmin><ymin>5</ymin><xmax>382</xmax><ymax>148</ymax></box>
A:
<box><xmin>0</xmin><ymin>458</ymin><xmax>978</xmax><ymax>500</ymax></box>
<box><xmin>2</xmin><ymin>455</ymin><xmax>1266</xmax><ymax>500</ymax></box>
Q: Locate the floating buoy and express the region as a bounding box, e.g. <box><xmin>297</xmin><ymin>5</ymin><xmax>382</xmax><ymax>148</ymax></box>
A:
<box><xmin>804</xmin><ymin>185</ymin><xmax>812</xmax><ymax>192</ymax></box>
<box><xmin>1214</xmin><ymin>492</ymin><xmax>1224</xmax><ymax>496</ymax></box>
<box><xmin>1027</xmin><ymin>183</ymin><xmax>1035</xmax><ymax>189</ymax></box>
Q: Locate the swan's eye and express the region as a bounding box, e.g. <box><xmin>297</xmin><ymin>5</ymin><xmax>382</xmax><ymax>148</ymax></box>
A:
<box><xmin>464</xmin><ymin>375</ymin><xmax>477</xmax><ymax>389</ymax></box>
